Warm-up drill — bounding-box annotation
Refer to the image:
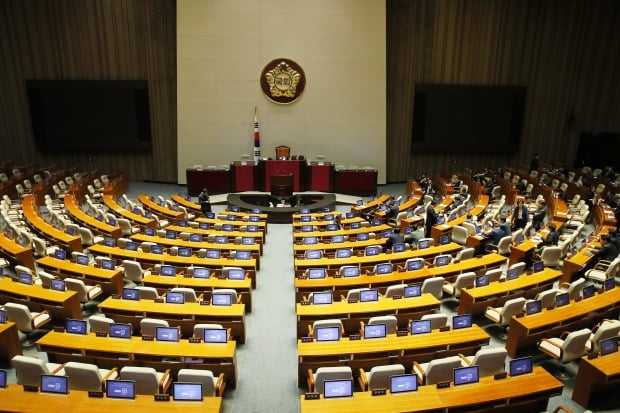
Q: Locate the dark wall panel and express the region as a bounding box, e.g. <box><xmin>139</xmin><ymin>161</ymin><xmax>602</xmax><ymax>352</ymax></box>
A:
<box><xmin>0</xmin><ymin>0</ymin><xmax>176</xmax><ymax>182</ymax></box>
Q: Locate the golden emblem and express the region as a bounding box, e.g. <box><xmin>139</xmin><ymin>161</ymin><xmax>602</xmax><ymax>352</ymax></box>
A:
<box><xmin>260</xmin><ymin>58</ymin><xmax>306</xmax><ymax>104</ymax></box>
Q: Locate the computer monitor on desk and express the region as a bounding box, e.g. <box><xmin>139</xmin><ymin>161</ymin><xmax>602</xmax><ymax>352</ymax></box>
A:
<box><xmin>390</xmin><ymin>374</ymin><xmax>418</xmax><ymax>394</ymax></box>
<box><xmin>363</xmin><ymin>323</ymin><xmax>387</xmax><ymax>339</ymax></box>
<box><xmin>193</xmin><ymin>267</ymin><xmax>210</xmax><ymax>279</ymax></box>
<box><xmin>452</xmin><ymin>314</ymin><xmax>472</xmax><ymax>330</ymax></box>
<box><xmin>332</xmin><ymin>235</ymin><xmax>345</xmax><ymax>243</ymax></box>
<box><xmin>109</xmin><ymin>323</ymin><xmax>132</xmax><ymax>339</ymax></box>
<box><xmin>172</xmin><ymin>382</ymin><xmax>203</xmax><ymax>401</ymax></box>
<box><xmin>525</xmin><ymin>300</ymin><xmax>542</xmax><ymax>315</ymax></box>
<box><xmin>106</xmin><ymin>380</ymin><xmax>135</xmax><ymax>399</ymax></box>
<box><xmin>50</xmin><ymin>279</ymin><xmax>66</xmax><ymax>292</ymax></box>
<box><xmin>312</xmin><ymin>291</ymin><xmax>332</xmax><ymax>305</ymax></box>
<box><xmin>166</xmin><ymin>291</ymin><xmax>185</xmax><ymax>304</ymax></box>
<box><xmin>509</xmin><ymin>356</ymin><xmax>533</xmax><ymax>377</ymax></box>
<box><xmin>18</xmin><ymin>273</ymin><xmax>33</xmax><ymax>285</ymax></box>
<box><xmin>156</xmin><ymin>326</ymin><xmax>180</xmax><ymax>342</ymax></box>
<box><xmin>212</xmin><ymin>293</ymin><xmax>233</xmax><ymax>306</ymax></box>
<box><xmin>404</xmin><ymin>284</ymin><xmax>422</xmax><ymax>297</ymax></box>
<box><xmin>323</xmin><ymin>379</ymin><xmax>353</xmax><ymax>398</ymax></box>
<box><xmin>307</xmin><ymin>268</ymin><xmax>326</xmax><ymax>279</ymax></box>
<box><xmin>303</xmin><ymin>236</ymin><xmax>318</xmax><ymax>245</ymax></box>
<box><xmin>66</xmin><ymin>319</ymin><xmax>88</xmax><ymax>335</ymax></box>
<box><xmin>410</xmin><ymin>319</ymin><xmax>431</xmax><ymax>335</ymax></box>
<box><xmin>600</xmin><ymin>337</ymin><xmax>618</xmax><ymax>356</ymax></box>
<box><xmin>203</xmin><ymin>328</ymin><xmax>227</xmax><ymax>344</ymax></box>
<box><xmin>122</xmin><ymin>288</ymin><xmax>140</xmax><ymax>301</ymax></box>
<box><xmin>160</xmin><ymin>265</ymin><xmax>177</xmax><ymax>276</ymax></box>
<box><xmin>453</xmin><ymin>366</ymin><xmax>479</xmax><ymax>385</ymax></box>
<box><xmin>316</xmin><ymin>326</ymin><xmax>340</xmax><ymax>342</ymax></box>
<box><xmin>360</xmin><ymin>289</ymin><xmax>379</xmax><ymax>302</ymax></box>
<box><xmin>41</xmin><ymin>375</ymin><xmax>68</xmax><ymax>395</ymax></box>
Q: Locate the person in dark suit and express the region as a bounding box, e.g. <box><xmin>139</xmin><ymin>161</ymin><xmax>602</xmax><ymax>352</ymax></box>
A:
<box><xmin>482</xmin><ymin>217</ymin><xmax>510</xmax><ymax>247</ymax></box>
<box><xmin>593</xmin><ymin>234</ymin><xmax>620</xmax><ymax>262</ymax></box>
<box><xmin>511</xmin><ymin>198</ymin><xmax>529</xmax><ymax>230</ymax></box>
<box><xmin>424</xmin><ymin>200</ymin><xmax>439</xmax><ymax>238</ymax></box>
<box><xmin>198</xmin><ymin>188</ymin><xmax>212</xmax><ymax>214</ymax></box>
<box><xmin>531</xmin><ymin>199</ymin><xmax>546</xmax><ymax>231</ymax></box>
<box><xmin>543</xmin><ymin>223</ymin><xmax>560</xmax><ymax>246</ymax></box>
<box><xmin>386</xmin><ymin>228</ymin><xmax>405</xmax><ymax>250</ymax></box>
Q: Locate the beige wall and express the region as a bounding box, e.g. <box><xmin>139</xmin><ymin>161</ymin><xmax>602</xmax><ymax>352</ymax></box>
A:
<box><xmin>177</xmin><ymin>0</ymin><xmax>386</xmax><ymax>184</ymax></box>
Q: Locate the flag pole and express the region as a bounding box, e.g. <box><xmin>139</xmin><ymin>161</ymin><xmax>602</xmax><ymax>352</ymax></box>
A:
<box><xmin>253</xmin><ymin>107</ymin><xmax>261</xmax><ymax>163</ymax></box>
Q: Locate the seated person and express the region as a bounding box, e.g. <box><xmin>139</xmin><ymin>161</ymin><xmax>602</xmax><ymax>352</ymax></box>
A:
<box><xmin>532</xmin><ymin>223</ymin><xmax>559</xmax><ymax>258</ymax></box>
<box><xmin>404</xmin><ymin>222</ymin><xmax>425</xmax><ymax>246</ymax></box>
<box><xmin>481</xmin><ymin>216</ymin><xmax>510</xmax><ymax>248</ymax></box>
<box><xmin>385</xmin><ymin>228</ymin><xmax>405</xmax><ymax>250</ymax></box>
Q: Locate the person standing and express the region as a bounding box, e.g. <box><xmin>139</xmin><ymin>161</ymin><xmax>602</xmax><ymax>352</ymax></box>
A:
<box><xmin>511</xmin><ymin>199</ymin><xmax>529</xmax><ymax>230</ymax></box>
<box><xmin>198</xmin><ymin>188</ymin><xmax>212</xmax><ymax>215</ymax></box>
<box><xmin>531</xmin><ymin>199</ymin><xmax>546</xmax><ymax>231</ymax></box>
<box><xmin>424</xmin><ymin>200</ymin><xmax>439</xmax><ymax>238</ymax></box>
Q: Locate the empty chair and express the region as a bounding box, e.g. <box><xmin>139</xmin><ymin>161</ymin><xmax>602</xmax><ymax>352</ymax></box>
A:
<box><xmin>585</xmin><ymin>257</ymin><xmax>620</xmax><ymax>283</ymax></box>
<box><xmin>344</xmin><ymin>287</ymin><xmax>372</xmax><ymax>302</ymax></box>
<box><xmin>508</xmin><ymin>262</ymin><xmax>526</xmax><ymax>276</ymax></box>
<box><xmin>88</xmin><ymin>315</ymin><xmax>115</xmax><ymax>334</ymax></box>
<box><xmin>79</xmin><ymin>227</ymin><xmax>104</xmax><ymax>246</ymax></box>
<box><xmin>586</xmin><ymin>319</ymin><xmax>620</xmax><ymax>354</ymax></box>
<box><xmin>358</xmin><ymin>364</ymin><xmax>406</xmax><ymax>391</ymax></box>
<box><xmin>169</xmin><ymin>287</ymin><xmax>201</xmax><ymax>303</ymax></box>
<box><xmin>413</xmin><ymin>355</ymin><xmax>462</xmax><ymax>385</ymax></box>
<box><xmin>136</xmin><ymin>286</ymin><xmax>160</xmax><ymax>300</ymax></box>
<box><xmin>140</xmin><ymin>318</ymin><xmax>169</xmax><ymax>337</ymax></box>
<box><xmin>212</xmin><ymin>288</ymin><xmax>240</xmax><ymax>304</ymax></box>
<box><xmin>417</xmin><ymin>238</ymin><xmax>434</xmax><ymax>249</ymax></box>
<box><xmin>4</xmin><ymin>302</ymin><xmax>52</xmax><ymax>346</ymax></box>
<box><xmin>307</xmin><ymin>366</ymin><xmax>352</xmax><ymax>393</ymax></box>
<box><xmin>537</xmin><ymin>328</ymin><xmax>591</xmax><ymax>380</ymax></box>
<box><xmin>454</xmin><ymin>247</ymin><xmax>475</xmax><ymax>261</ymax></box>
<box><xmin>485</xmin><ymin>268</ymin><xmax>503</xmax><ymax>283</ymax></box>
<box><xmin>177</xmin><ymin>369</ymin><xmax>226</xmax><ymax>397</ymax></box>
<box><xmin>64</xmin><ymin>361</ymin><xmax>119</xmax><ymax>391</ymax></box>
<box><xmin>462</xmin><ymin>221</ymin><xmax>476</xmax><ymax>236</ymax></box>
<box><xmin>120</xmin><ymin>366</ymin><xmax>172</xmax><ymax>395</ymax></box>
<box><xmin>38</xmin><ymin>271</ymin><xmax>56</xmax><ymax>288</ymax></box>
<box><xmin>400</xmin><ymin>257</ymin><xmax>425</xmax><ymax>271</ymax></box>
<box><xmin>459</xmin><ymin>347</ymin><xmax>508</xmax><ymax>377</ymax></box>
<box><xmin>486</xmin><ymin>235</ymin><xmax>512</xmax><ymax>255</ymax></box>
<box><xmin>193</xmin><ymin>323</ymin><xmax>225</xmax><ymax>339</ymax></box>
<box><xmin>421</xmin><ymin>313</ymin><xmax>448</xmax><ymax>330</ymax></box>
<box><xmin>65</xmin><ymin>277</ymin><xmax>102</xmax><ymax>303</ymax></box>
<box><xmin>364</xmin><ymin>315</ymin><xmax>398</xmax><ymax>334</ymax></box>
<box><xmin>309</xmin><ymin>319</ymin><xmax>344</xmax><ymax>339</ymax></box>
<box><xmin>484</xmin><ymin>297</ymin><xmax>527</xmax><ymax>336</ymax></box>
<box><xmin>556</xmin><ymin>278</ymin><xmax>585</xmax><ymax>301</ymax></box>
<box><xmin>372</xmin><ymin>262</ymin><xmax>393</xmax><ymax>274</ymax></box>
<box><xmin>304</xmin><ymin>250</ymin><xmax>323</xmax><ymax>259</ymax></box>
<box><xmin>222</xmin><ymin>267</ymin><xmax>244</xmax><ymax>279</ymax></box>
<box><xmin>442</xmin><ymin>271</ymin><xmax>476</xmax><ymax>297</ymax></box>
<box><xmin>421</xmin><ymin>277</ymin><xmax>444</xmax><ymax>300</ymax></box>
<box><xmin>11</xmin><ymin>355</ymin><xmax>66</xmax><ymax>386</ymax></box>
<box><xmin>540</xmin><ymin>246</ymin><xmax>562</xmax><ymax>267</ymax></box>
<box><xmin>121</xmin><ymin>260</ymin><xmax>148</xmax><ymax>284</ymax></box>
<box><xmin>531</xmin><ymin>289</ymin><xmax>558</xmax><ymax>309</ymax></box>
<box><xmin>384</xmin><ymin>284</ymin><xmax>404</xmax><ymax>298</ymax></box>
<box><xmin>451</xmin><ymin>226</ymin><xmax>469</xmax><ymax>245</ymax></box>
<box><xmin>432</xmin><ymin>254</ymin><xmax>452</xmax><ymax>266</ymax></box>
<box><xmin>117</xmin><ymin>218</ymin><xmax>140</xmax><ymax>235</ymax></box>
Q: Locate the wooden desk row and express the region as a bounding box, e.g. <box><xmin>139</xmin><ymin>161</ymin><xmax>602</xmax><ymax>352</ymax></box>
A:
<box><xmin>165</xmin><ymin>224</ymin><xmax>266</xmax><ymax>245</ymax></box>
<box><xmin>98</xmin><ymin>296</ymin><xmax>247</xmax><ymax>343</ymax></box>
<box><xmin>350</xmin><ymin>195</ymin><xmax>392</xmax><ymax>216</ymax></box>
<box><xmin>506</xmin><ymin>287</ymin><xmax>620</xmax><ymax>357</ymax></box>
<box><xmin>63</xmin><ymin>193</ymin><xmax>122</xmax><ymax>238</ymax></box>
<box><xmin>293</xmin><ymin>224</ymin><xmax>393</xmax><ymax>241</ymax></box>
<box><xmin>0</xmin><ymin>277</ymin><xmax>81</xmax><ymax>320</ymax></box>
<box><xmin>37</xmin><ymin>330</ymin><xmax>238</xmax><ymax>387</ymax></box>
<box><xmin>293</xmin><ymin>237</ymin><xmax>388</xmax><ymax>253</ymax></box>
<box><xmin>103</xmin><ymin>194</ymin><xmax>156</xmax><ymax>228</ymax></box>
<box><xmin>21</xmin><ymin>195</ymin><xmax>82</xmax><ymax>252</ymax></box>
<box><xmin>0</xmin><ymin>231</ymin><xmax>35</xmax><ymax>272</ymax></box>
<box><xmin>37</xmin><ymin>255</ymin><xmax>124</xmax><ymax>295</ymax></box>
<box><xmin>0</xmin><ymin>381</ymin><xmax>222</xmax><ymax>412</ymax></box>
<box><xmin>297</xmin><ymin>325</ymin><xmax>490</xmax><ymax>385</ymax></box>
<box><xmin>299</xmin><ymin>366</ymin><xmax>562</xmax><ymax>413</ymax></box>
<box><xmin>0</xmin><ymin>321</ymin><xmax>22</xmax><ymax>361</ymax></box>
<box><xmin>138</xmin><ymin>194</ymin><xmax>184</xmax><ymax>222</ymax></box>
<box><xmin>572</xmin><ymin>351</ymin><xmax>620</xmax><ymax>407</ymax></box>
<box><xmin>295</xmin><ymin>294</ymin><xmax>441</xmax><ymax>337</ymax></box>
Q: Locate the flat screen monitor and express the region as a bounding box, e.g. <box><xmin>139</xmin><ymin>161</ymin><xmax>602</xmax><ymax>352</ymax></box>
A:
<box><xmin>312</xmin><ymin>292</ymin><xmax>332</xmax><ymax>305</ymax></box>
<box><xmin>360</xmin><ymin>289</ymin><xmax>379</xmax><ymax>302</ymax></box>
<box><xmin>350</xmin><ymin>222</ymin><xmax>361</xmax><ymax>229</ymax></box>
<box><xmin>316</xmin><ymin>326</ymin><xmax>340</xmax><ymax>342</ymax></box>
<box><xmin>227</xmin><ymin>214</ymin><xmax>236</xmax><ymax>221</ymax></box>
<box><xmin>439</xmin><ymin>235</ymin><xmax>451</xmax><ymax>245</ymax></box>
<box><xmin>230</xmin><ymin>206</ymin><xmax>240</xmax><ymax>212</ymax></box>
<box><xmin>301</xmin><ymin>225</ymin><xmax>313</xmax><ymax>232</ymax></box>
<box><xmin>211</xmin><ymin>293</ymin><xmax>232</xmax><ymax>306</ymax></box>
<box><xmin>40</xmin><ymin>374</ymin><xmax>68</xmax><ymax>395</ymax></box>
<box><xmin>509</xmin><ymin>356</ymin><xmax>533</xmax><ymax>377</ymax></box>
<box><xmin>122</xmin><ymin>287</ymin><xmax>140</xmax><ymax>301</ymax></box>
<box><xmin>246</xmin><ymin>225</ymin><xmax>258</xmax><ymax>232</ymax></box>
<box><xmin>532</xmin><ymin>261</ymin><xmax>544</xmax><ymax>273</ymax></box>
<box><xmin>406</xmin><ymin>259</ymin><xmax>424</xmax><ymax>271</ymax></box>
<box><xmin>125</xmin><ymin>241</ymin><xmax>138</xmax><ymax>251</ymax></box>
<box><xmin>322</xmin><ymin>206</ymin><xmax>333</xmax><ymax>212</ymax></box>
<box><xmin>525</xmin><ymin>300</ymin><xmax>542</xmax><ymax>315</ymax></box>
<box><xmin>166</xmin><ymin>230</ymin><xmax>177</xmax><ymax>239</ymax></box>
<box><xmin>132</xmin><ymin>207</ymin><xmax>141</xmax><ymax>215</ymax></box>
<box><xmin>305</xmin><ymin>250</ymin><xmax>322</xmax><ymax>259</ymax></box>
<box><xmin>452</xmin><ymin>314</ymin><xmax>472</xmax><ymax>330</ymax></box>
<box><xmin>205</xmin><ymin>212</ymin><xmax>215</xmax><ymax>219</ymax></box>
<box><xmin>365</xmin><ymin>246</ymin><xmax>380</xmax><ymax>256</ymax></box>
<box><xmin>336</xmin><ymin>248</ymin><xmax>351</xmax><ymax>258</ymax></box>
<box><xmin>326</xmin><ymin>224</ymin><xmax>338</xmax><ymax>231</ymax></box>
<box><xmin>417</xmin><ymin>239</ymin><xmax>430</xmax><ymax>249</ymax></box>
<box><xmin>357</xmin><ymin>232</ymin><xmax>370</xmax><ymax>241</ymax></box>
<box><xmin>160</xmin><ymin>265</ymin><xmax>176</xmax><ymax>276</ymax></box>
<box><xmin>345</xmin><ymin>212</ymin><xmax>354</xmax><ymax>219</ymax></box>
<box><xmin>65</xmin><ymin>226</ymin><xmax>76</xmax><ymax>235</ymax></box>
<box><xmin>172</xmin><ymin>382</ymin><xmax>203</xmax><ymax>401</ymax></box>
<box><xmin>600</xmin><ymin>337</ymin><xmax>618</xmax><ymax>356</ymax></box>
<box><xmin>193</xmin><ymin>267</ymin><xmax>210</xmax><ymax>279</ymax></box>
<box><xmin>242</xmin><ymin>236</ymin><xmax>255</xmax><ymax>245</ymax></box>
<box><xmin>390</xmin><ymin>374</ymin><xmax>418</xmax><ymax>394</ymax></box>
<box><xmin>582</xmin><ymin>284</ymin><xmax>596</xmax><ymax>299</ymax></box>
<box><xmin>222</xmin><ymin>224</ymin><xmax>233</xmax><ymax>232</ymax></box>
<box><xmin>376</xmin><ymin>263</ymin><xmax>393</xmax><ymax>274</ymax></box>
<box><xmin>156</xmin><ymin>326</ymin><xmax>179</xmax><ymax>342</ymax></box>
<box><xmin>54</xmin><ymin>249</ymin><xmax>67</xmax><ymax>260</ymax></box>
<box><xmin>410</xmin><ymin>319</ymin><xmax>432</xmax><ymax>335</ymax></box>
<box><xmin>393</xmin><ymin>243</ymin><xmax>407</xmax><ymax>253</ymax></box>
<box><xmin>166</xmin><ymin>291</ymin><xmax>185</xmax><ymax>304</ymax></box>
<box><xmin>0</xmin><ymin>309</ymin><xmax>6</xmax><ymax>324</ymax></box>
<box><xmin>475</xmin><ymin>275</ymin><xmax>490</xmax><ymax>287</ymax></box>
<box><xmin>475</xmin><ymin>225</ymin><xmax>483</xmax><ymax>235</ymax></box>
<box><xmin>199</xmin><ymin>222</ymin><xmax>209</xmax><ymax>229</ymax></box>
<box><xmin>381</xmin><ymin>230</ymin><xmax>392</xmax><ymax>238</ymax></box>
<box><xmin>50</xmin><ymin>279</ymin><xmax>66</xmax><ymax>292</ymax></box>
<box><xmin>341</xmin><ymin>266</ymin><xmax>360</xmax><ymax>277</ymax></box>
<box><xmin>66</xmin><ymin>319</ymin><xmax>88</xmax><ymax>335</ymax></box>
<box><xmin>300</xmin><ymin>208</ymin><xmax>310</xmax><ymax>214</ymax></box>
<box><xmin>75</xmin><ymin>255</ymin><xmax>89</xmax><ymax>265</ymax></box>
<box><xmin>106</xmin><ymin>380</ymin><xmax>135</xmax><ymax>399</ymax></box>
<box><xmin>144</xmin><ymin>227</ymin><xmax>155</xmax><ymax>236</ymax></box>
<box><xmin>323</xmin><ymin>379</ymin><xmax>353</xmax><ymax>398</ymax></box>
<box><xmin>178</xmin><ymin>247</ymin><xmax>192</xmax><ymax>257</ymax></box>
<box><xmin>331</xmin><ymin>235</ymin><xmax>345</xmax><ymax>243</ymax></box>
<box><xmin>604</xmin><ymin>277</ymin><xmax>615</xmax><ymax>291</ymax></box>
<box><xmin>449</xmin><ymin>212</ymin><xmax>457</xmax><ymax>221</ymax></box>
<box><xmin>103</xmin><ymin>237</ymin><xmax>115</xmax><ymax>247</ymax></box>
<box><xmin>308</xmin><ymin>268</ymin><xmax>326</xmax><ymax>279</ymax></box>
<box><xmin>18</xmin><ymin>273</ymin><xmax>33</xmax><ymax>285</ymax></box>
<box><xmin>227</xmin><ymin>269</ymin><xmax>245</xmax><ymax>280</ymax></box>
<box><xmin>101</xmin><ymin>259</ymin><xmax>115</xmax><ymax>270</ymax></box>
<box><xmin>203</xmin><ymin>328</ymin><xmax>228</xmax><ymax>344</ymax></box>
<box><xmin>517</xmin><ymin>234</ymin><xmax>525</xmax><ymax>245</ymax></box>
<box><xmin>178</xmin><ymin>220</ymin><xmax>188</xmax><ymax>227</ymax></box>
<box><xmin>251</xmin><ymin>208</ymin><xmax>262</xmax><ymax>214</ymax></box>
<box><xmin>206</xmin><ymin>249</ymin><xmax>221</xmax><ymax>259</ymax></box>
<box><xmin>0</xmin><ymin>267</ymin><xmax>3</xmax><ymax>277</ymax></box>
<box><xmin>150</xmin><ymin>245</ymin><xmax>163</xmax><ymax>254</ymax></box>
<box><xmin>235</xmin><ymin>250</ymin><xmax>251</xmax><ymax>260</ymax></box>
<box><xmin>555</xmin><ymin>292</ymin><xmax>569</xmax><ymax>307</ymax></box>
<box><xmin>437</xmin><ymin>216</ymin><xmax>446</xmax><ymax>225</ymax></box>
<box><xmin>303</xmin><ymin>236</ymin><xmax>318</xmax><ymax>245</ymax></box>
<box><xmin>380</xmin><ymin>205</ymin><xmax>388</xmax><ymax>212</ymax></box>
<box><xmin>300</xmin><ymin>215</ymin><xmax>311</xmax><ymax>222</ymax></box>
<box><xmin>404</xmin><ymin>284</ymin><xmax>422</xmax><ymax>297</ymax></box>
<box><xmin>363</xmin><ymin>323</ymin><xmax>387</xmax><ymax>339</ymax></box>
<box><xmin>506</xmin><ymin>268</ymin><xmax>520</xmax><ymax>280</ymax></box>
<box><xmin>109</xmin><ymin>323</ymin><xmax>132</xmax><ymax>339</ymax></box>
<box><xmin>215</xmin><ymin>236</ymin><xmax>228</xmax><ymax>244</ymax></box>
<box><xmin>453</xmin><ymin>365</ymin><xmax>479</xmax><ymax>386</ymax></box>
<box><xmin>371</xmin><ymin>219</ymin><xmax>381</xmax><ymax>226</ymax></box>
<box><xmin>249</xmin><ymin>215</ymin><xmax>260</xmax><ymax>223</ymax></box>
<box><xmin>189</xmin><ymin>233</ymin><xmax>202</xmax><ymax>242</ymax></box>
<box><xmin>357</xmin><ymin>200</ymin><xmax>364</xmax><ymax>206</ymax></box>
<box><xmin>0</xmin><ymin>369</ymin><xmax>6</xmax><ymax>388</ymax></box>
<box><xmin>435</xmin><ymin>255</ymin><xmax>451</xmax><ymax>267</ymax></box>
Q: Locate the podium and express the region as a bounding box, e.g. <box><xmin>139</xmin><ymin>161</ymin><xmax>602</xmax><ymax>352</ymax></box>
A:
<box><xmin>270</xmin><ymin>175</ymin><xmax>294</xmax><ymax>197</ymax></box>
<box><xmin>263</xmin><ymin>160</ymin><xmax>305</xmax><ymax>192</ymax></box>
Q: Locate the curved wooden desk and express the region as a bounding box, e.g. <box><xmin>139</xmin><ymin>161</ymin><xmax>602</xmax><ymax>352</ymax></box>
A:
<box><xmin>21</xmin><ymin>195</ymin><xmax>82</xmax><ymax>252</ymax></box>
<box><xmin>36</xmin><ymin>255</ymin><xmax>124</xmax><ymax>295</ymax></box>
<box><xmin>138</xmin><ymin>194</ymin><xmax>185</xmax><ymax>221</ymax></box>
<box><xmin>103</xmin><ymin>194</ymin><xmax>156</xmax><ymax>228</ymax></box>
<box><xmin>63</xmin><ymin>193</ymin><xmax>122</xmax><ymax>238</ymax></box>
<box><xmin>293</xmin><ymin>224</ymin><xmax>393</xmax><ymax>241</ymax></box>
<box><xmin>0</xmin><ymin>277</ymin><xmax>81</xmax><ymax>320</ymax></box>
<box><xmin>0</xmin><ymin>232</ymin><xmax>35</xmax><ymax>272</ymax></box>
<box><xmin>572</xmin><ymin>351</ymin><xmax>620</xmax><ymax>407</ymax></box>
<box><xmin>0</xmin><ymin>321</ymin><xmax>22</xmax><ymax>361</ymax></box>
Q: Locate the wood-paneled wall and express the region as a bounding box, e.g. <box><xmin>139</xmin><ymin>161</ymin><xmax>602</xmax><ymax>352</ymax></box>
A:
<box><xmin>387</xmin><ymin>0</ymin><xmax>620</xmax><ymax>182</ymax></box>
<box><xmin>0</xmin><ymin>0</ymin><xmax>176</xmax><ymax>182</ymax></box>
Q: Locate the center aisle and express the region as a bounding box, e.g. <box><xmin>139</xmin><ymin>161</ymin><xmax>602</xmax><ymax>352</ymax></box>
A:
<box><xmin>227</xmin><ymin>223</ymin><xmax>299</xmax><ymax>413</ymax></box>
